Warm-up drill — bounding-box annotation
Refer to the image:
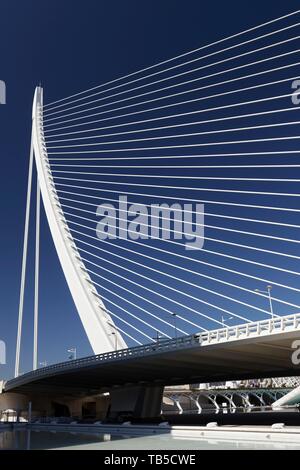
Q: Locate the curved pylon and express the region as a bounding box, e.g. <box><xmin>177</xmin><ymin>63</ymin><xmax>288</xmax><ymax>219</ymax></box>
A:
<box><xmin>32</xmin><ymin>87</ymin><xmax>127</xmax><ymax>354</ymax></box>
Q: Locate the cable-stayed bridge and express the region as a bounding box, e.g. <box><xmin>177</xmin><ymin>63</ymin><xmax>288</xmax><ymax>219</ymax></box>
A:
<box><xmin>3</xmin><ymin>8</ymin><xmax>300</xmax><ymax>419</ymax></box>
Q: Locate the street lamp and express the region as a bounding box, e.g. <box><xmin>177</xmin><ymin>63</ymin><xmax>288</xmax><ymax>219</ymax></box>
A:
<box><xmin>67</xmin><ymin>348</ymin><xmax>77</xmax><ymax>360</ymax></box>
<box><xmin>255</xmin><ymin>285</ymin><xmax>274</xmax><ymax>319</ymax></box>
<box><xmin>152</xmin><ymin>331</ymin><xmax>168</xmax><ymax>345</ymax></box>
<box><xmin>39</xmin><ymin>361</ymin><xmax>47</xmax><ymax>368</ymax></box>
<box><xmin>154</xmin><ymin>331</ymin><xmax>162</xmax><ymax>343</ymax></box>
<box><xmin>221</xmin><ymin>315</ymin><xmax>233</xmax><ymax>328</ymax></box>
<box><xmin>171</xmin><ymin>313</ymin><xmax>178</xmax><ymax>339</ymax></box>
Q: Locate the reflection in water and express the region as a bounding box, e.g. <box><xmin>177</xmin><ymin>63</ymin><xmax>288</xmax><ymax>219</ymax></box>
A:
<box><xmin>0</xmin><ymin>429</ymin><xmax>300</xmax><ymax>450</ymax></box>
<box><xmin>163</xmin><ymin>405</ymin><xmax>282</xmax><ymax>415</ymax></box>
<box><xmin>0</xmin><ymin>429</ymin><xmax>120</xmax><ymax>450</ymax></box>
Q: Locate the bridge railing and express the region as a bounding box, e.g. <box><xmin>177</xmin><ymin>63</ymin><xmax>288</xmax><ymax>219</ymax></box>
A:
<box><xmin>6</xmin><ymin>312</ymin><xmax>300</xmax><ymax>389</ymax></box>
<box><xmin>6</xmin><ymin>334</ymin><xmax>201</xmax><ymax>387</ymax></box>
<box><xmin>199</xmin><ymin>313</ymin><xmax>300</xmax><ymax>345</ymax></box>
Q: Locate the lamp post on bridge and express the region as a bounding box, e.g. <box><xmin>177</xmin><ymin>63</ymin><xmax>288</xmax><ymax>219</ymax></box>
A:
<box><xmin>255</xmin><ymin>285</ymin><xmax>274</xmax><ymax>320</ymax></box>
<box><xmin>221</xmin><ymin>316</ymin><xmax>233</xmax><ymax>328</ymax></box>
<box><xmin>152</xmin><ymin>331</ymin><xmax>169</xmax><ymax>345</ymax></box>
<box><xmin>171</xmin><ymin>313</ymin><xmax>178</xmax><ymax>339</ymax></box>
<box><xmin>154</xmin><ymin>331</ymin><xmax>162</xmax><ymax>343</ymax></box>
<box><xmin>255</xmin><ymin>286</ymin><xmax>275</xmax><ymax>389</ymax></box>
<box><xmin>67</xmin><ymin>348</ymin><xmax>77</xmax><ymax>360</ymax></box>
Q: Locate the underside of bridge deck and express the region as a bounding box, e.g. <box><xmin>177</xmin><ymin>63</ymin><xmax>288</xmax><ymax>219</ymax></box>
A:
<box><xmin>5</xmin><ymin>329</ymin><xmax>300</xmax><ymax>398</ymax></box>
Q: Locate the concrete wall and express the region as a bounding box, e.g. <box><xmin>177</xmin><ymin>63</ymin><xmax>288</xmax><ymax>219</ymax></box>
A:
<box><xmin>68</xmin><ymin>395</ymin><xmax>109</xmax><ymax>420</ymax></box>
<box><xmin>0</xmin><ymin>393</ymin><xmax>29</xmax><ymax>413</ymax></box>
<box><xmin>0</xmin><ymin>391</ymin><xmax>110</xmax><ymax>421</ymax></box>
<box><xmin>0</xmin><ymin>385</ymin><xmax>163</xmax><ymax>421</ymax></box>
<box><xmin>108</xmin><ymin>386</ymin><xmax>163</xmax><ymax>420</ymax></box>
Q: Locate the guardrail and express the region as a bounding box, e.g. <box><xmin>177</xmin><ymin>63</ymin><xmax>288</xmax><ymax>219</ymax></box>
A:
<box><xmin>6</xmin><ymin>313</ymin><xmax>300</xmax><ymax>390</ymax></box>
<box><xmin>6</xmin><ymin>334</ymin><xmax>200</xmax><ymax>388</ymax></box>
<box><xmin>200</xmin><ymin>313</ymin><xmax>300</xmax><ymax>345</ymax></box>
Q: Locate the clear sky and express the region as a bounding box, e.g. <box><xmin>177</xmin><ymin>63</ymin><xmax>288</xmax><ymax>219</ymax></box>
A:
<box><xmin>1</xmin><ymin>0</ymin><xmax>300</xmax><ymax>380</ymax></box>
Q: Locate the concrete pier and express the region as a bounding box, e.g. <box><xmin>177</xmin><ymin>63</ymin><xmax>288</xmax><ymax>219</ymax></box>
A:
<box><xmin>108</xmin><ymin>386</ymin><xmax>163</xmax><ymax>420</ymax></box>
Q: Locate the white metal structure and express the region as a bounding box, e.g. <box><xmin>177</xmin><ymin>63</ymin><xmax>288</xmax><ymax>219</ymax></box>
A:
<box><xmin>15</xmin><ymin>88</ymin><xmax>127</xmax><ymax>376</ymax></box>
<box><xmin>32</xmin><ymin>86</ymin><xmax>126</xmax><ymax>354</ymax></box>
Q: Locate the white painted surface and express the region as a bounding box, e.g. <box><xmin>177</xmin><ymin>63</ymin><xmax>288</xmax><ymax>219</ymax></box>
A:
<box><xmin>32</xmin><ymin>87</ymin><xmax>126</xmax><ymax>354</ymax></box>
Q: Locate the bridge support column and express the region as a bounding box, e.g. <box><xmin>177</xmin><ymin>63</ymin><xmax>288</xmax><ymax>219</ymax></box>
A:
<box><xmin>108</xmin><ymin>385</ymin><xmax>163</xmax><ymax>421</ymax></box>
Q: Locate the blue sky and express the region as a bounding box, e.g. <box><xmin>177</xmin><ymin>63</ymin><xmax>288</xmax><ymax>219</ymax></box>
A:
<box><xmin>1</xmin><ymin>0</ymin><xmax>300</xmax><ymax>380</ymax></box>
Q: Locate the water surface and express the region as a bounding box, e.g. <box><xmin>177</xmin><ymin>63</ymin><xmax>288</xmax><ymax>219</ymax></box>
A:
<box><xmin>1</xmin><ymin>429</ymin><xmax>300</xmax><ymax>450</ymax></box>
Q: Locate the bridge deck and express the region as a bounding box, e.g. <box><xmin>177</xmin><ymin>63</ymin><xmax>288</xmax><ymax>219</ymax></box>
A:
<box><xmin>5</xmin><ymin>314</ymin><xmax>300</xmax><ymax>396</ymax></box>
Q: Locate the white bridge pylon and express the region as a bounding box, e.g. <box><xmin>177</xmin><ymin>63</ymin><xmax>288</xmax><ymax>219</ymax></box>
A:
<box><xmin>15</xmin><ymin>87</ymin><xmax>127</xmax><ymax>377</ymax></box>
